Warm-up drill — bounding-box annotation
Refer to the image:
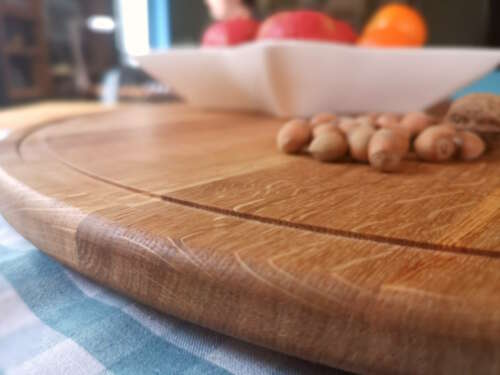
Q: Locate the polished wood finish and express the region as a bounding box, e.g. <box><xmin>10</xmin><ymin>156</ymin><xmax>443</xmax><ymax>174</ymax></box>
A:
<box><xmin>1</xmin><ymin>103</ymin><xmax>500</xmax><ymax>375</ymax></box>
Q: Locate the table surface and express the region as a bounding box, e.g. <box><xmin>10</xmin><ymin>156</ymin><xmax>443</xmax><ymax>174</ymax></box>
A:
<box><xmin>0</xmin><ymin>217</ymin><xmax>346</xmax><ymax>375</ymax></box>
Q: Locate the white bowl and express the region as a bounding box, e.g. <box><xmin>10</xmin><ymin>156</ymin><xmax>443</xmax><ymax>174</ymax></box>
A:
<box><xmin>136</xmin><ymin>41</ymin><xmax>500</xmax><ymax>117</ymax></box>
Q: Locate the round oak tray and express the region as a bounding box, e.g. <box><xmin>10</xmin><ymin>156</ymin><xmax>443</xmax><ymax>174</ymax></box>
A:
<box><xmin>1</xmin><ymin>103</ymin><xmax>500</xmax><ymax>374</ymax></box>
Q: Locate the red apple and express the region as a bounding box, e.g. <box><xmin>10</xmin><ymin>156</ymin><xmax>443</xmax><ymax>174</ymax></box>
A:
<box><xmin>257</xmin><ymin>10</ymin><xmax>357</xmax><ymax>44</ymax></box>
<box><xmin>333</xmin><ymin>20</ymin><xmax>358</xmax><ymax>44</ymax></box>
<box><xmin>202</xmin><ymin>18</ymin><xmax>260</xmax><ymax>47</ymax></box>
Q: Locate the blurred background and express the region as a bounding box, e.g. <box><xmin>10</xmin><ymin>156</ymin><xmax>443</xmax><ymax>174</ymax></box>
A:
<box><xmin>0</xmin><ymin>0</ymin><xmax>498</xmax><ymax>107</ymax></box>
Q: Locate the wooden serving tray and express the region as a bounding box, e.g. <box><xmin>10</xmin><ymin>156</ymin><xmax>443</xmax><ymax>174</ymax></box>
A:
<box><xmin>1</xmin><ymin>103</ymin><xmax>500</xmax><ymax>375</ymax></box>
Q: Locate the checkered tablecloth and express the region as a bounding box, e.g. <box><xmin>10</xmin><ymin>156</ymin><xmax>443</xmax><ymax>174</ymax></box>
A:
<box><xmin>0</xmin><ymin>215</ymin><xmax>347</xmax><ymax>375</ymax></box>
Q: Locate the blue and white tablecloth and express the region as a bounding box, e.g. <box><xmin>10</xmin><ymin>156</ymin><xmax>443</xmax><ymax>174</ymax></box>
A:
<box><xmin>0</xmin><ymin>215</ymin><xmax>347</xmax><ymax>375</ymax></box>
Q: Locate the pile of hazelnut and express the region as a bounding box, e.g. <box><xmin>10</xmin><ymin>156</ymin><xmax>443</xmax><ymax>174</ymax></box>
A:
<box><xmin>277</xmin><ymin>111</ymin><xmax>486</xmax><ymax>172</ymax></box>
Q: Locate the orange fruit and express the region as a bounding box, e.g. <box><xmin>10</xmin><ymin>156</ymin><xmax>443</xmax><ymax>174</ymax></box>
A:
<box><xmin>361</xmin><ymin>3</ymin><xmax>427</xmax><ymax>46</ymax></box>
<box><xmin>357</xmin><ymin>28</ymin><xmax>417</xmax><ymax>48</ymax></box>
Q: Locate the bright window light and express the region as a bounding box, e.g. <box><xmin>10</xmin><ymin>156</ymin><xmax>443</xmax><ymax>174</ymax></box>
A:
<box><xmin>116</xmin><ymin>0</ymin><xmax>150</xmax><ymax>57</ymax></box>
<box><xmin>86</xmin><ymin>15</ymin><xmax>116</xmax><ymax>33</ymax></box>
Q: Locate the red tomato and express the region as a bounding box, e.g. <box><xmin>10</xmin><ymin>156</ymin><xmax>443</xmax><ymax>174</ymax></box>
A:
<box><xmin>257</xmin><ymin>11</ymin><xmax>356</xmax><ymax>44</ymax></box>
<box><xmin>202</xmin><ymin>18</ymin><xmax>260</xmax><ymax>47</ymax></box>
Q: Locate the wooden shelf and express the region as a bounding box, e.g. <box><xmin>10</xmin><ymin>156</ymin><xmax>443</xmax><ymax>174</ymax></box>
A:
<box><xmin>3</xmin><ymin>45</ymin><xmax>39</xmax><ymax>56</ymax></box>
<box><xmin>0</xmin><ymin>0</ymin><xmax>51</xmax><ymax>103</ymax></box>
<box><xmin>9</xmin><ymin>86</ymin><xmax>40</xmax><ymax>100</ymax></box>
<box><xmin>0</xmin><ymin>4</ymin><xmax>34</xmax><ymax>20</ymax></box>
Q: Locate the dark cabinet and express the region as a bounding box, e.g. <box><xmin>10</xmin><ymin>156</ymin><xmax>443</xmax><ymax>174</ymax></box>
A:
<box><xmin>0</xmin><ymin>0</ymin><xmax>51</xmax><ymax>105</ymax></box>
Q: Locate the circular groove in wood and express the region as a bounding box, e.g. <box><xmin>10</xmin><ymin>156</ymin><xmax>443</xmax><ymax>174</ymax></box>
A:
<box><xmin>4</xmin><ymin>104</ymin><xmax>500</xmax><ymax>375</ymax></box>
<box><xmin>18</xmin><ymin>115</ymin><xmax>500</xmax><ymax>260</ymax></box>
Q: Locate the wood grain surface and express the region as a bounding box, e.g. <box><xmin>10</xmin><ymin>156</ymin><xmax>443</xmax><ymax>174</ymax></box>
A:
<box><xmin>1</xmin><ymin>103</ymin><xmax>500</xmax><ymax>375</ymax></box>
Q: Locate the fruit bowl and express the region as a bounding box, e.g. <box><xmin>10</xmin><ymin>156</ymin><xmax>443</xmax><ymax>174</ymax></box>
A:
<box><xmin>136</xmin><ymin>40</ymin><xmax>500</xmax><ymax>117</ymax></box>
